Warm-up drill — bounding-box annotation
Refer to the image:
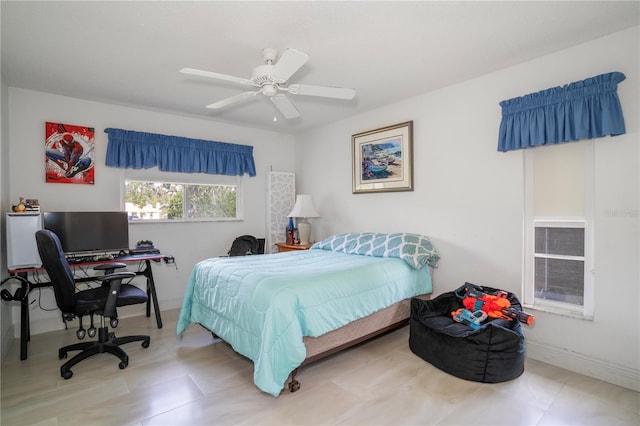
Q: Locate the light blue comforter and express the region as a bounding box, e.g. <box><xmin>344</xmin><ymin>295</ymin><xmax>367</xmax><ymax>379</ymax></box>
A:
<box><xmin>176</xmin><ymin>249</ymin><xmax>432</xmax><ymax>396</ymax></box>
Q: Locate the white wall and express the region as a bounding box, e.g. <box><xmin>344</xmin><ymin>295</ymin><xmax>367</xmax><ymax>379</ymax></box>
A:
<box><xmin>294</xmin><ymin>27</ymin><xmax>639</xmax><ymax>390</ymax></box>
<box><xmin>5</xmin><ymin>88</ymin><xmax>295</xmax><ymax>336</ymax></box>
<box><xmin>1</xmin><ymin>72</ymin><xmax>14</xmax><ymax>361</ymax></box>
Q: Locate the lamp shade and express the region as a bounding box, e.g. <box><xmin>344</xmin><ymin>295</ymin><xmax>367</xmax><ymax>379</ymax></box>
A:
<box><xmin>287</xmin><ymin>194</ymin><xmax>319</xmax><ymax>218</ymax></box>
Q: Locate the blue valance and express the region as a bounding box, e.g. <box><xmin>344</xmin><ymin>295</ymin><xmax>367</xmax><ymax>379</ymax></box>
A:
<box><xmin>104</xmin><ymin>128</ymin><xmax>256</xmax><ymax>176</ymax></box>
<box><xmin>498</xmin><ymin>72</ymin><xmax>626</xmax><ymax>152</ymax></box>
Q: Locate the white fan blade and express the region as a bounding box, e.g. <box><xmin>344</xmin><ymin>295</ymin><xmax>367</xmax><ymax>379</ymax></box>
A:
<box><xmin>206</xmin><ymin>91</ymin><xmax>259</xmax><ymax>109</ymax></box>
<box><xmin>271</xmin><ymin>49</ymin><xmax>309</xmax><ymax>82</ymax></box>
<box><xmin>287</xmin><ymin>84</ymin><xmax>356</xmax><ymax>100</ymax></box>
<box><xmin>271</xmin><ymin>94</ymin><xmax>300</xmax><ymax>119</ymax></box>
<box><xmin>180</xmin><ymin>68</ymin><xmax>255</xmax><ymax>86</ymax></box>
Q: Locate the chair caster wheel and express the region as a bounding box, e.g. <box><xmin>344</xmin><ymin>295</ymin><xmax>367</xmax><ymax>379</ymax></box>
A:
<box><xmin>59</xmin><ymin>351</ymin><xmax>68</xmax><ymax>359</ymax></box>
<box><xmin>88</xmin><ymin>327</ymin><xmax>97</xmax><ymax>338</ymax></box>
<box><xmin>142</xmin><ymin>339</ymin><xmax>150</xmax><ymax>348</ymax></box>
<box><xmin>288</xmin><ymin>380</ymin><xmax>301</xmax><ymax>392</ymax></box>
<box><xmin>119</xmin><ymin>361</ymin><xmax>127</xmax><ymax>370</ymax></box>
<box><xmin>61</xmin><ymin>370</ymin><xmax>73</xmax><ymax>380</ymax></box>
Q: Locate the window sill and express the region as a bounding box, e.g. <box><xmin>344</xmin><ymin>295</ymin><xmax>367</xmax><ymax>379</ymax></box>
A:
<box><xmin>129</xmin><ymin>218</ymin><xmax>243</xmax><ymax>224</ymax></box>
<box><xmin>523</xmin><ymin>303</ymin><xmax>593</xmax><ymax>321</ymax></box>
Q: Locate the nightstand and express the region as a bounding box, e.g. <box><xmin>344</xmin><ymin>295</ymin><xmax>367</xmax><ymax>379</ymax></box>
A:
<box><xmin>275</xmin><ymin>242</ymin><xmax>313</xmax><ymax>252</ymax></box>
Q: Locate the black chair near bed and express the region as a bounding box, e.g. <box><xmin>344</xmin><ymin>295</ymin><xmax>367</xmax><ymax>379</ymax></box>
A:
<box><xmin>35</xmin><ymin>229</ymin><xmax>150</xmax><ymax>379</ymax></box>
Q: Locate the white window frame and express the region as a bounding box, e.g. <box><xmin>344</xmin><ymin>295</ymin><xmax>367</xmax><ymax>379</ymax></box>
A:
<box><xmin>120</xmin><ymin>168</ymin><xmax>244</xmax><ymax>223</ymax></box>
<box><xmin>523</xmin><ymin>141</ymin><xmax>594</xmax><ymax>320</ymax></box>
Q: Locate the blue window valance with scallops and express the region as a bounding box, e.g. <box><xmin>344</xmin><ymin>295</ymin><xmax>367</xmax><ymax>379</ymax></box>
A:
<box><xmin>104</xmin><ymin>128</ymin><xmax>256</xmax><ymax>176</ymax></box>
<box><xmin>498</xmin><ymin>72</ymin><xmax>626</xmax><ymax>152</ymax></box>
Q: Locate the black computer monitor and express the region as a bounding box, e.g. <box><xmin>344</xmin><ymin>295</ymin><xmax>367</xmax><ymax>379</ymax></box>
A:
<box><xmin>43</xmin><ymin>211</ymin><xmax>129</xmax><ymax>254</ymax></box>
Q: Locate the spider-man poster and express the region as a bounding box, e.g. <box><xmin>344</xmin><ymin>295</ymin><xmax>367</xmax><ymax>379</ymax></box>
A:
<box><xmin>45</xmin><ymin>122</ymin><xmax>95</xmax><ymax>184</ymax></box>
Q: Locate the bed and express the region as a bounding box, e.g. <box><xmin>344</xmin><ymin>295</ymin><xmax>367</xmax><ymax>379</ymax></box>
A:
<box><xmin>176</xmin><ymin>232</ymin><xmax>439</xmax><ymax>396</ymax></box>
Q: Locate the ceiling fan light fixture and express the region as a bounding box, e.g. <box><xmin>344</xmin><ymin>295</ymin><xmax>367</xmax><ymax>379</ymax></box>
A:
<box><xmin>262</xmin><ymin>84</ymin><xmax>277</xmax><ymax>97</ymax></box>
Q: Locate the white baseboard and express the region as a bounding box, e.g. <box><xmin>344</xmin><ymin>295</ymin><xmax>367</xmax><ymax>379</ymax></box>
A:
<box><xmin>20</xmin><ymin>297</ymin><xmax>186</xmax><ymax>337</ymax></box>
<box><xmin>526</xmin><ymin>339</ymin><xmax>640</xmax><ymax>392</ymax></box>
<box><xmin>162</xmin><ymin>297</ymin><xmax>184</xmax><ymax>311</ymax></box>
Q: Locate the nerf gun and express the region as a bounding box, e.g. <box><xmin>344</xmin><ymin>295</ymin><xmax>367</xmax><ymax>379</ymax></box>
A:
<box><xmin>458</xmin><ymin>284</ymin><xmax>535</xmax><ymax>326</ymax></box>
<box><xmin>451</xmin><ymin>308</ymin><xmax>487</xmax><ymax>330</ymax></box>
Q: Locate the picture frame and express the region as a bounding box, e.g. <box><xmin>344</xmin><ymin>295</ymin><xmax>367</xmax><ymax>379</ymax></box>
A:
<box><xmin>352</xmin><ymin>121</ymin><xmax>413</xmax><ymax>193</ymax></box>
<box><xmin>45</xmin><ymin>122</ymin><xmax>95</xmax><ymax>184</ymax></box>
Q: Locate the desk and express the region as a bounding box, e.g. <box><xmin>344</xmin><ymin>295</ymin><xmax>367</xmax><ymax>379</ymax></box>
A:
<box><xmin>7</xmin><ymin>253</ymin><xmax>166</xmax><ymax>360</ymax></box>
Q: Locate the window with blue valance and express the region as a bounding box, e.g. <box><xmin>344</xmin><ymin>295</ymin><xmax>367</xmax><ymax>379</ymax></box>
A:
<box><xmin>104</xmin><ymin>128</ymin><xmax>256</xmax><ymax>176</ymax></box>
<box><xmin>498</xmin><ymin>72</ymin><xmax>626</xmax><ymax>152</ymax></box>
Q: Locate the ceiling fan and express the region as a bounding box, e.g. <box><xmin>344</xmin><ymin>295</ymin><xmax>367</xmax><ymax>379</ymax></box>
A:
<box><xmin>180</xmin><ymin>48</ymin><xmax>356</xmax><ymax>120</ymax></box>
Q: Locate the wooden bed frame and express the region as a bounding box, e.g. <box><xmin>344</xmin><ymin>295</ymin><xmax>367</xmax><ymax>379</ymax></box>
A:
<box><xmin>287</xmin><ymin>293</ymin><xmax>431</xmax><ymax>392</ymax></box>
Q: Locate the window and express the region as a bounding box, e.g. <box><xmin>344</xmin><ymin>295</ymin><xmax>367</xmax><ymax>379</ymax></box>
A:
<box><xmin>523</xmin><ymin>141</ymin><xmax>594</xmax><ymax>318</ymax></box>
<box><xmin>125</xmin><ymin>180</ymin><xmax>239</xmax><ymax>221</ymax></box>
<box><xmin>534</xmin><ymin>221</ymin><xmax>585</xmax><ymax>305</ymax></box>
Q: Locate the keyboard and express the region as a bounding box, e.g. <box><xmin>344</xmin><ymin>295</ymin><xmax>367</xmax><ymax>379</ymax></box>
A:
<box><xmin>65</xmin><ymin>254</ymin><xmax>115</xmax><ymax>264</ymax></box>
<box><xmin>65</xmin><ymin>255</ymin><xmax>94</xmax><ymax>264</ymax></box>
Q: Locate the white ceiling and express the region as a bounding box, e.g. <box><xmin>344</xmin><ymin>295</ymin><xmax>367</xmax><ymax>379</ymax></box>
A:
<box><xmin>2</xmin><ymin>1</ymin><xmax>639</xmax><ymax>134</ymax></box>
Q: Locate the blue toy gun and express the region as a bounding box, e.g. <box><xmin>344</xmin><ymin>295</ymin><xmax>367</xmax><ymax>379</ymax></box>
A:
<box><xmin>451</xmin><ymin>308</ymin><xmax>488</xmax><ymax>330</ymax></box>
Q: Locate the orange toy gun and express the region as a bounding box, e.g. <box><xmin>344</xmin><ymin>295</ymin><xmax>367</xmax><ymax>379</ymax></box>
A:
<box><xmin>459</xmin><ymin>284</ymin><xmax>535</xmax><ymax>326</ymax></box>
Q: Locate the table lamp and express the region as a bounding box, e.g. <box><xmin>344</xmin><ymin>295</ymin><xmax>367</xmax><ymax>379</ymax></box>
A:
<box><xmin>287</xmin><ymin>194</ymin><xmax>320</xmax><ymax>245</ymax></box>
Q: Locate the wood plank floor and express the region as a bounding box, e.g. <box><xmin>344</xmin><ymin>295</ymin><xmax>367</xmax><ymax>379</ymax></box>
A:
<box><xmin>1</xmin><ymin>309</ymin><xmax>638</xmax><ymax>425</ymax></box>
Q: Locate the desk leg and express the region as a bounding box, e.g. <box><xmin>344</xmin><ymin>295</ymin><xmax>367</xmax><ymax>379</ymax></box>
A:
<box><xmin>145</xmin><ymin>282</ymin><xmax>151</xmax><ymax>318</ymax></box>
<box><xmin>20</xmin><ymin>301</ymin><xmax>29</xmax><ymax>360</ymax></box>
<box><xmin>19</xmin><ymin>277</ymin><xmax>30</xmax><ymax>360</ymax></box>
<box><xmin>144</xmin><ymin>260</ymin><xmax>163</xmax><ymax>329</ymax></box>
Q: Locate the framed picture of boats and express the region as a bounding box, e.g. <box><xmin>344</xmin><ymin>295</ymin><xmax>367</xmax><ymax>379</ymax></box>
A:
<box><xmin>352</xmin><ymin>121</ymin><xmax>413</xmax><ymax>193</ymax></box>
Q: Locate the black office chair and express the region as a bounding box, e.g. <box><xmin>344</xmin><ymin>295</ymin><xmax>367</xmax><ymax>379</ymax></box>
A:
<box><xmin>227</xmin><ymin>235</ymin><xmax>265</xmax><ymax>256</ymax></box>
<box><xmin>35</xmin><ymin>230</ymin><xmax>150</xmax><ymax>379</ymax></box>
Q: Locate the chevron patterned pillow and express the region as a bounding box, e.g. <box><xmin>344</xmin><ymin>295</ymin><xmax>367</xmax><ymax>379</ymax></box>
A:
<box><xmin>311</xmin><ymin>232</ymin><xmax>439</xmax><ymax>269</ymax></box>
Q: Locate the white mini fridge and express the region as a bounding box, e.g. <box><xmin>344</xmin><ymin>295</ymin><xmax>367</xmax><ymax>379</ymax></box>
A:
<box><xmin>6</xmin><ymin>213</ymin><xmax>42</xmax><ymax>270</ymax></box>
